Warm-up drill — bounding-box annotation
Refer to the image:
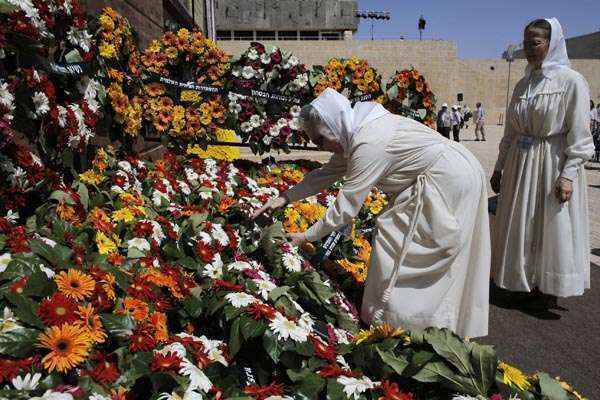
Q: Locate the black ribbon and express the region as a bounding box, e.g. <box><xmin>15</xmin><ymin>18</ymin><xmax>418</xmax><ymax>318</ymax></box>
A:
<box><xmin>350</xmin><ymin>93</ymin><xmax>375</xmax><ymax>104</ymax></box>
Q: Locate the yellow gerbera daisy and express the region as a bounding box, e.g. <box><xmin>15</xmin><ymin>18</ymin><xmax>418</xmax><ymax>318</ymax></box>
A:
<box><xmin>55</xmin><ymin>269</ymin><xmax>96</xmax><ymax>301</ymax></box>
<box><xmin>498</xmin><ymin>361</ymin><xmax>531</xmax><ymax>391</ymax></box>
<box><xmin>96</xmin><ymin>231</ymin><xmax>120</xmax><ymax>255</ymax></box>
<box><xmin>38</xmin><ymin>324</ymin><xmax>93</xmax><ymax>373</ymax></box>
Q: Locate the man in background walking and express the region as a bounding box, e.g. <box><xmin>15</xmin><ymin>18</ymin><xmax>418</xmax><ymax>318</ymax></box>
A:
<box><xmin>474</xmin><ymin>102</ymin><xmax>486</xmax><ymax>141</ymax></box>
<box><xmin>437</xmin><ymin>103</ymin><xmax>452</xmax><ymax>139</ymax></box>
<box><xmin>451</xmin><ymin>105</ymin><xmax>462</xmax><ymax>142</ymax></box>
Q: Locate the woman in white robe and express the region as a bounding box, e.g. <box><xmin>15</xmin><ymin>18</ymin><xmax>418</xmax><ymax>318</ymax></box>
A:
<box><xmin>490</xmin><ymin>18</ymin><xmax>595</xmax><ymax>303</ymax></box>
<box><xmin>254</xmin><ymin>88</ymin><xmax>491</xmax><ymax>338</ymax></box>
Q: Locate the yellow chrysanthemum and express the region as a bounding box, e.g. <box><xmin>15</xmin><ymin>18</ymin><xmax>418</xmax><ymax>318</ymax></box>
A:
<box><xmin>79</xmin><ymin>170</ymin><xmax>105</xmax><ymax>185</ymax></box>
<box><xmin>99</xmin><ymin>43</ymin><xmax>117</xmax><ymax>59</ymax></box>
<box><xmin>96</xmin><ymin>231</ymin><xmax>120</xmax><ymax>255</ymax></box>
<box><xmin>38</xmin><ymin>324</ymin><xmax>93</xmax><ymax>373</ymax></box>
<box><xmin>55</xmin><ymin>269</ymin><xmax>96</xmax><ymax>301</ymax></box>
<box><xmin>99</xmin><ymin>15</ymin><xmax>115</xmax><ymax>31</ymax></box>
<box><xmin>498</xmin><ymin>361</ymin><xmax>532</xmax><ymax>391</ymax></box>
<box><xmin>111</xmin><ymin>207</ymin><xmax>135</xmax><ymax>223</ymax></box>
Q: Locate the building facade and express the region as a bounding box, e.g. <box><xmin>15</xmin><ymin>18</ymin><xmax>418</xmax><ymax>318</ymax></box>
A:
<box><xmin>214</xmin><ymin>0</ymin><xmax>359</xmax><ymax>41</ymax></box>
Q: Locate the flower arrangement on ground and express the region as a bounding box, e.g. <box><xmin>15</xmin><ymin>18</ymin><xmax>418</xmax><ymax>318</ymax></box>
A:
<box><xmin>225</xmin><ymin>42</ymin><xmax>311</xmax><ymax>154</ymax></box>
<box><xmin>385</xmin><ymin>68</ymin><xmax>437</xmax><ymax>128</ymax></box>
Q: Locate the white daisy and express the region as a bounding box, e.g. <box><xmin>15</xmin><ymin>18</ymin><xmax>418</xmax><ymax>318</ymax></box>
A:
<box><xmin>242</xmin><ymin>66</ymin><xmax>255</xmax><ymax>80</ymax></box>
<box><xmin>198</xmin><ymin>335</ymin><xmax>228</xmax><ymax>366</ymax></box>
<box><xmin>127</xmin><ymin>237</ymin><xmax>151</xmax><ymax>252</ymax></box>
<box><xmin>336</xmin><ymin>376</ymin><xmax>378</xmax><ymax>400</ymax></box>
<box><xmin>225</xmin><ymin>292</ymin><xmax>256</xmax><ymax>308</ymax></box>
<box><xmin>28</xmin><ymin>389</ymin><xmax>74</xmax><ymax>400</ymax></box>
<box><xmin>247</xmin><ymin>48</ymin><xmax>259</xmax><ymax>60</ymax></box>
<box><xmin>268</xmin><ymin>312</ymin><xmax>310</xmax><ymax>343</ymax></box>
<box><xmin>11</xmin><ymin>372</ymin><xmax>41</xmax><ymax>391</ymax></box>
<box><xmin>179</xmin><ymin>359</ymin><xmax>213</xmax><ymax>393</ymax></box>
<box><xmin>227</xmin><ymin>261</ymin><xmax>251</xmax><ymax>271</ymax></box>
<box><xmin>211</xmin><ymin>224</ymin><xmax>229</xmax><ymax>247</ymax></box>
<box><xmin>0</xmin><ymin>253</ymin><xmax>12</xmax><ymax>273</ymax></box>
<box><xmin>67</xmin><ymin>27</ymin><xmax>93</xmax><ymax>52</ymax></box>
<box><xmin>254</xmin><ymin>279</ymin><xmax>276</xmax><ymax>300</ymax></box>
<box><xmin>282</xmin><ymin>253</ymin><xmax>302</xmax><ymax>272</ymax></box>
<box><xmin>32</xmin><ymin>91</ymin><xmax>50</xmax><ymax>116</ymax></box>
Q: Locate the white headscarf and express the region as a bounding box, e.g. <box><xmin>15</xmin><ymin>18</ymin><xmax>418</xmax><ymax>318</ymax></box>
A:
<box><xmin>310</xmin><ymin>88</ymin><xmax>389</xmax><ymax>156</ymax></box>
<box><xmin>525</xmin><ymin>17</ymin><xmax>571</xmax><ymax>77</ymax></box>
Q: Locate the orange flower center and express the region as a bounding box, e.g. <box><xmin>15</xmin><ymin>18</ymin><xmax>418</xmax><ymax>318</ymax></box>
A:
<box><xmin>55</xmin><ymin>307</ymin><xmax>67</xmax><ymax>316</ymax></box>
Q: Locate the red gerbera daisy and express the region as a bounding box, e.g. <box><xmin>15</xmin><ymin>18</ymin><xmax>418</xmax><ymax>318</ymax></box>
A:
<box><xmin>150</xmin><ymin>351</ymin><xmax>182</xmax><ymax>373</ymax></box>
<box><xmin>37</xmin><ymin>293</ymin><xmax>79</xmax><ymax>326</ymax></box>
<box><xmin>243</xmin><ymin>382</ymin><xmax>284</xmax><ymax>400</ymax></box>
<box><xmin>247</xmin><ymin>302</ymin><xmax>276</xmax><ymax>321</ymax></box>
<box><xmin>378</xmin><ymin>380</ymin><xmax>414</xmax><ymax>400</ymax></box>
<box><xmin>10</xmin><ymin>276</ymin><xmax>29</xmax><ymax>295</ymax></box>
<box><xmin>129</xmin><ymin>325</ymin><xmax>157</xmax><ymax>352</ymax></box>
<box><xmin>84</xmin><ymin>353</ymin><xmax>120</xmax><ymax>385</ymax></box>
<box><xmin>195</xmin><ymin>241</ymin><xmax>214</xmax><ymax>263</ymax></box>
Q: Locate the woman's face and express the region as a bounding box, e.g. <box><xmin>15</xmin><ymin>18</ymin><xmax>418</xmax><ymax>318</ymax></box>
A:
<box><xmin>523</xmin><ymin>27</ymin><xmax>550</xmax><ymax>68</ymax></box>
<box><xmin>306</xmin><ymin>121</ymin><xmax>344</xmax><ymax>154</ymax></box>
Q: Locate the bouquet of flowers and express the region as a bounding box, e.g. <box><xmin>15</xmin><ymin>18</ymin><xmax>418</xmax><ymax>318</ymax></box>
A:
<box><xmin>140</xmin><ymin>28</ymin><xmax>229</xmax><ymax>149</ymax></box>
<box><xmin>225</xmin><ymin>42</ymin><xmax>311</xmax><ymax>154</ymax></box>
<box><xmin>385</xmin><ymin>68</ymin><xmax>437</xmax><ymax>128</ymax></box>
<box><xmin>311</xmin><ymin>57</ymin><xmax>385</xmax><ymax>103</ymax></box>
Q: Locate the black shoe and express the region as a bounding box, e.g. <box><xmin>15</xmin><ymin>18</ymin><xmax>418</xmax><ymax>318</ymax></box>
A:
<box><xmin>475</xmin><ymin>138</ymin><xmax>480</xmax><ymax>141</ymax></box>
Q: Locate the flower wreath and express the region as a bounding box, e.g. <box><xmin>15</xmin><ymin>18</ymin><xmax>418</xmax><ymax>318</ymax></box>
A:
<box><xmin>385</xmin><ymin>68</ymin><xmax>437</xmax><ymax>128</ymax></box>
<box><xmin>95</xmin><ymin>7</ymin><xmax>144</xmax><ymax>142</ymax></box>
<box><xmin>311</xmin><ymin>57</ymin><xmax>385</xmax><ymax>103</ymax></box>
<box><xmin>225</xmin><ymin>42</ymin><xmax>311</xmax><ymax>154</ymax></box>
<box><xmin>139</xmin><ymin>28</ymin><xmax>230</xmax><ymax>148</ymax></box>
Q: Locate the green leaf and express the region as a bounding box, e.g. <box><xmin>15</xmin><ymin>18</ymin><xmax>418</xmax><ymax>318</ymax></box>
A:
<box><xmin>24</xmin><ymin>270</ymin><xmax>55</xmax><ymax>298</ymax></box>
<box><xmin>376</xmin><ymin>347</ymin><xmax>409</xmax><ymax>375</ymax></box>
<box><xmin>411</xmin><ymin>359</ymin><xmax>457</xmax><ymax>384</ymax></box>
<box><xmin>0</xmin><ymin>327</ymin><xmax>39</xmax><ymax>358</ymax></box>
<box><xmin>100</xmin><ymin>314</ymin><xmax>134</xmax><ymax>336</ymax></box>
<box><xmin>539</xmin><ymin>373</ymin><xmax>570</xmax><ymax>400</ymax></box>
<box><xmin>29</xmin><ymin>239</ymin><xmax>72</xmax><ymax>269</ymax></box>
<box><xmin>295</xmin><ymin>372</ymin><xmax>326</xmax><ymax>398</ymax></box>
<box><xmin>240</xmin><ymin>315</ymin><xmax>266</xmax><ymax>340</ymax></box>
<box><xmin>425</xmin><ymin>328</ymin><xmax>474</xmax><ymax>376</ymax></box>
<box><xmin>49</xmin><ymin>190</ymin><xmax>75</xmax><ymax>205</ymax></box>
<box><xmin>77</xmin><ymin>183</ymin><xmax>89</xmax><ymax>211</ymax></box>
<box><xmin>0</xmin><ymin>0</ymin><xmax>18</xmax><ymax>13</ymax></box>
<box><xmin>4</xmin><ymin>293</ymin><xmax>44</xmax><ymax>329</ymax></box>
<box><xmin>262</xmin><ymin>330</ymin><xmax>282</xmax><ymax>362</ymax></box>
<box><xmin>326</xmin><ymin>379</ymin><xmax>346</xmax><ymax>400</ymax></box>
<box><xmin>64</xmin><ymin>49</ymin><xmax>83</xmax><ymax>63</ymax></box>
<box><xmin>126</xmin><ymin>246</ymin><xmax>146</xmax><ymax>259</ymax></box>
<box><xmin>25</xmin><ymin>216</ymin><xmax>37</xmax><ymax>234</ymax></box>
<box><xmin>469</xmin><ymin>342</ymin><xmax>498</xmax><ymax>395</ymax></box>
<box><xmin>229</xmin><ymin>318</ymin><xmax>243</xmax><ymax>357</ymax></box>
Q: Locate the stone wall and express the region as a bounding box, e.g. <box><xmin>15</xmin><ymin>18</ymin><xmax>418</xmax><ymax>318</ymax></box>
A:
<box><xmin>218</xmin><ymin>39</ymin><xmax>600</xmax><ymax>123</ymax></box>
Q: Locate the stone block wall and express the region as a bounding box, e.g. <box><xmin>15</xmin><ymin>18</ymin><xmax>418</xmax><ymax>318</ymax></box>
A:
<box><xmin>218</xmin><ymin>39</ymin><xmax>600</xmax><ymax>124</ymax></box>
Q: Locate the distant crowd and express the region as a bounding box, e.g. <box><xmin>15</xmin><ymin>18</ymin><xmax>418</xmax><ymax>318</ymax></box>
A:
<box><xmin>436</xmin><ymin>102</ymin><xmax>486</xmax><ymax>142</ymax></box>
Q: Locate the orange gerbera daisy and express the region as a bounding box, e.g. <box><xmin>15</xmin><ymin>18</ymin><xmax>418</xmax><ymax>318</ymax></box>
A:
<box><xmin>55</xmin><ymin>269</ymin><xmax>96</xmax><ymax>301</ymax></box>
<box><xmin>38</xmin><ymin>324</ymin><xmax>92</xmax><ymax>373</ymax></box>
<box><xmin>121</xmin><ymin>297</ymin><xmax>149</xmax><ymax>321</ymax></box>
<box><xmin>75</xmin><ymin>304</ymin><xmax>107</xmax><ymax>344</ymax></box>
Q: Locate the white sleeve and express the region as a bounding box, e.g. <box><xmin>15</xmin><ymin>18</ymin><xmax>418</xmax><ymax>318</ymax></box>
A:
<box><xmin>494</xmin><ymin>96</ymin><xmax>518</xmax><ymax>172</ymax></box>
<box><xmin>560</xmin><ymin>74</ymin><xmax>595</xmax><ymax>181</ymax></box>
<box><xmin>283</xmin><ymin>154</ymin><xmax>347</xmax><ymax>203</ymax></box>
<box><xmin>304</xmin><ymin>143</ymin><xmax>390</xmax><ymax>242</ymax></box>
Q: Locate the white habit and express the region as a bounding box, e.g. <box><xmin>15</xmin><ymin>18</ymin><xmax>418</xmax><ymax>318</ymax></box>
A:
<box><xmin>492</xmin><ymin>18</ymin><xmax>594</xmax><ymax>297</ymax></box>
<box><xmin>286</xmin><ymin>89</ymin><xmax>491</xmax><ymax>338</ymax></box>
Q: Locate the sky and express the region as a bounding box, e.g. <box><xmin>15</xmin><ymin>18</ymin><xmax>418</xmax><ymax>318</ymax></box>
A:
<box><xmin>355</xmin><ymin>0</ymin><xmax>600</xmax><ymax>59</ymax></box>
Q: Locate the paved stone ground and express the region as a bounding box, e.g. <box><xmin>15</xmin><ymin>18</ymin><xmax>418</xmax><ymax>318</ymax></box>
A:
<box><xmin>241</xmin><ymin>124</ymin><xmax>600</xmax><ymax>396</ymax></box>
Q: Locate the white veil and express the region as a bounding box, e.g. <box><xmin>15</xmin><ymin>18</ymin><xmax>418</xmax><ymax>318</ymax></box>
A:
<box><xmin>525</xmin><ymin>17</ymin><xmax>571</xmax><ymax>77</ymax></box>
<box><xmin>309</xmin><ymin>88</ymin><xmax>389</xmax><ymax>156</ymax></box>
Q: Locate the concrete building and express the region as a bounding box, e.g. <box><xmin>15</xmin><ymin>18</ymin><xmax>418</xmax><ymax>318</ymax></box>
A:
<box><xmin>84</xmin><ymin>0</ymin><xmax>206</xmax><ymax>47</ymax></box>
<box><xmin>213</xmin><ymin>0</ymin><xmax>359</xmax><ymax>41</ymax></box>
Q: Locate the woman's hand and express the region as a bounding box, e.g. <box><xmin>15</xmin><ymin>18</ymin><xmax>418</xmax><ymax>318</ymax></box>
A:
<box><xmin>251</xmin><ymin>196</ymin><xmax>287</xmax><ymax>219</ymax></box>
<box><xmin>555</xmin><ymin>177</ymin><xmax>573</xmax><ymax>203</ymax></box>
<box><xmin>490</xmin><ymin>171</ymin><xmax>502</xmax><ymax>194</ymax></box>
<box><xmin>286</xmin><ymin>232</ymin><xmax>307</xmax><ymax>247</ymax></box>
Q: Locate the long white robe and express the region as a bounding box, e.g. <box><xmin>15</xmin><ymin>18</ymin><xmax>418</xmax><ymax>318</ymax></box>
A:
<box><xmin>492</xmin><ymin>67</ymin><xmax>594</xmax><ymax>297</ymax></box>
<box><xmin>285</xmin><ymin>114</ymin><xmax>491</xmax><ymax>338</ymax></box>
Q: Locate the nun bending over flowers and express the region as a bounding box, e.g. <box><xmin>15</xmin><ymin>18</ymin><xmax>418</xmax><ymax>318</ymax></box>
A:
<box><xmin>253</xmin><ymin>88</ymin><xmax>491</xmax><ymax>338</ymax></box>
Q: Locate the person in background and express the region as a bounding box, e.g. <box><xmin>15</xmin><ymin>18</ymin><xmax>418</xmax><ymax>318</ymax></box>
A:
<box><xmin>490</xmin><ymin>18</ymin><xmax>594</xmax><ymax>309</ymax></box>
<box><xmin>592</xmin><ymin>101</ymin><xmax>600</xmax><ymax>162</ymax></box>
<box><xmin>451</xmin><ymin>105</ymin><xmax>462</xmax><ymax>142</ymax></box>
<box><xmin>463</xmin><ymin>105</ymin><xmax>473</xmax><ymax>129</ymax></box>
<box><xmin>457</xmin><ymin>105</ymin><xmax>465</xmax><ymax>129</ymax></box>
<box><xmin>436</xmin><ymin>103</ymin><xmax>452</xmax><ymax>139</ymax></box>
<box><xmin>474</xmin><ymin>102</ymin><xmax>486</xmax><ymax>141</ymax></box>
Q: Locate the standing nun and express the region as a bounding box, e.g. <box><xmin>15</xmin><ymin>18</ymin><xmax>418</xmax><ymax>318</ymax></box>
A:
<box><xmin>254</xmin><ymin>88</ymin><xmax>491</xmax><ymax>338</ymax></box>
<box><xmin>490</xmin><ymin>18</ymin><xmax>594</xmax><ymax>306</ymax></box>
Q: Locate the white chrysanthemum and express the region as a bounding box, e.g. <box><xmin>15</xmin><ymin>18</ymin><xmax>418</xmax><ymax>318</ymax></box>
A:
<box><xmin>67</xmin><ymin>27</ymin><xmax>93</xmax><ymax>52</ymax></box>
<box><xmin>28</xmin><ymin>389</ymin><xmax>74</xmax><ymax>400</ymax></box>
<box><xmin>5</xmin><ymin>210</ymin><xmax>19</xmax><ymax>223</ymax></box>
<box><xmin>198</xmin><ymin>335</ymin><xmax>228</xmax><ymax>366</ymax></box>
<box><xmin>0</xmin><ymin>253</ymin><xmax>12</xmax><ymax>273</ymax></box>
<box><xmin>225</xmin><ymin>292</ymin><xmax>256</xmax><ymax>308</ymax></box>
<box><xmin>127</xmin><ymin>237</ymin><xmax>151</xmax><ymax>252</ymax></box>
<box><xmin>241</xmin><ymin>121</ymin><xmax>253</xmax><ymax>133</ymax></box>
<box><xmin>198</xmin><ymin>232</ymin><xmax>212</xmax><ymax>245</ymax></box>
<box><xmin>227</xmin><ymin>261</ymin><xmax>251</xmax><ymax>271</ymax></box>
<box><xmin>333</xmin><ymin>327</ymin><xmax>352</xmax><ymax>345</ymax></box>
<box><xmin>247</xmin><ymin>48</ymin><xmax>259</xmax><ymax>60</ymax></box>
<box><xmin>178</xmin><ymin>180</ymin><xmax>191</xmax><ymax>195</ymax></box>
<box><xmin>211</xmin><ymin>224</ymin><xmax>229</xmax><ymax>246</ymax></box>
<box><xmin>32</xmin><ymin>91</ymin><xmax>50</xmax><ymax>116</ymax></box>
<box><xmin>282</xmin><ymin>253</ymin><xmax>302</xmax><ymax>272</ymax></box>
<box><xmin>229</xmin><ymin>102</ymin><xmax>242</xmax><ymax>114</ymax></box>
<box><xmin>11</xmin><ymin>372</ymin><xmax>41</xmax><ymax>391</ymax></box>
<box><xmin>242</xmin><ymin>66</ymin><xmax>255</xmax><ymax>79</ymax></box>
<box><xmin>260</xmin><ymin>52</ymin><xmax>271</xmax><ymax>64</ymax></box>
<box><xmin>337</xmin><ymin>376</ymin><xmax>378</xmax><ymax>400</ymax></box>
<box><xmin>118</xmin><ymin>160</ymin><xmax>133</xmax><ymax>172</ymax></box>
<box><xmin>143</xmin><ymin>220</ymin><xmax>166</xmax><ymax>244</ymax></box>
<box><xmin>185</xmin><ymin>168</ymin><xmax>200</xmax><ymax>187</ymax></box>
<box><xmin>293</xmin><ymin>73</ymin><xmax>309</xmax><ymax>88</ymax></box>
<box><xmin>289</xmin><ymin>117</ymin><xmax>300</xmax><ymax>130</ymax></box>
<box><xmin>0</xmin><ymin>306</ymin><xmax>20</xmax><ymax>333</ymax></box>
<box><xmin>262</xmin><ymin>135</ymin><xmax>272</xmax><ymax>145</ymax></box>
<box><xmin>268</xmin><ymin>312</ymin><xmax>310</xmax><ymax>343</ymax></box>
<box><xmin>0</xmin><ymin>81</ymin><xmax>15</xmax><ymax>110</ymax></box>
<box><xmin>289</xmin><ymin>105</ymin><xmax>301</xmax><ymax>116</ymax></box>
<box><xmin>203</xmin><ymin>259</ymin><xmax>223</xmax><ymax>279</ymax></box>
<box><xmin>249</xmin><ymin>114</ymin><xmax>262</xmax><ymax>128</ymax></box>
<box><xmin>254</xmin><ymin>279</ymin><xmax>276</xmax><ymax>300</ymax></box>
<box><xmin>451</xmin><ymin>396</ymin><xmax>479</xmax><ymax>400</ymax></box>
<box><xmin>88</xmin><ymin>394</ymin><xmax>110</xmax><ymax>400</ymax></box>
<box><xmin>156</xmin><ymin>341</ymin><xmax>187</xmax><ymax>358</ymax></box>
<box><xmin>179</xmin><ymin>359</ymin><xmax>213</xmax><ymax>393</ymax></box>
